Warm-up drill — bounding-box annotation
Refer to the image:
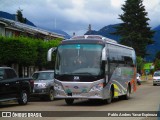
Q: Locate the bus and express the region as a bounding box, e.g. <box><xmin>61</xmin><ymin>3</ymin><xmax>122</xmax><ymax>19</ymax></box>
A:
<box><xmin>47</xmin><ymin>35</ymin><xmax>137</xmax><ymax>105</ymax></box>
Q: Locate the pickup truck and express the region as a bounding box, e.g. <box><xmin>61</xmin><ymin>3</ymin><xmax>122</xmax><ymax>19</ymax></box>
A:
<box><xmin>0</xmin><ymin>67</ymin><xmax>34</xmax><ymax>105</ymax></box>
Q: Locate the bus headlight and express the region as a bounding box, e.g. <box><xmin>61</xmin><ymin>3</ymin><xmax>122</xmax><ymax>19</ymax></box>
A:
<box><xmin>90</xmin><ymin>83</ymin><xmax>104</xmax><ymax>91</ymax></box>
<box><xmin>54</xmin><ymin>83</ymin><xmax>63</xmax><ymax>90</ymax></box>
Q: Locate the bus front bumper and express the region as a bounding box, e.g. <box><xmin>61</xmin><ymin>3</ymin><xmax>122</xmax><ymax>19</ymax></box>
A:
<box><xmin>54</xmin><ymin>89</ymin><xmax>108</xmax><ymax>99</ymax></box>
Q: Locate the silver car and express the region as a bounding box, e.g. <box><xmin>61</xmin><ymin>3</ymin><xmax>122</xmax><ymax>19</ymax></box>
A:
<box><xmin>153</xmin><ymin>71</ymin><xmax>160</xmax><ymax>86</ymax></box>
<box><xmin>31</xmin><ymin>70</ymin><xmax>54</xmax><ymax>101</ymax></box>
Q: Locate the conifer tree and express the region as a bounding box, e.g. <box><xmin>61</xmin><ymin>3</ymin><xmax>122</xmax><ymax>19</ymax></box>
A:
<box><xmin>16</xmin><ymin>9</ymin><xmax>26</xmax><ymax>23</ymax></box>
<box><xmin>115</xmin><ymin>0</ymin><xmax>154</xmax><ymax>58</ymax></box>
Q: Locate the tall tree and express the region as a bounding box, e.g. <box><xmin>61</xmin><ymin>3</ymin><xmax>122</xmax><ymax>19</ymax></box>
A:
<box><xmin>155</xmin><ymin>51</ymin><xmax>160</xmax><ymax>60</ymax></box>
<box><xmin>136</xmin><ymin>56</ymin><xmax>144</xmax><ymax>74</ymax></box>
<box><xmin>115</xmin><ymin>0</ymin><xmax>154</xmax><ymax>58</ymax></box>
<box><xmin>16</xmin><ymin>9</ymin><xmax>26</xmax><ymax>23</ymax></box>
<box><xmin>154</xmin><ymin>59</ymin><xmax>160</xmax><ymax>71</ymax></box>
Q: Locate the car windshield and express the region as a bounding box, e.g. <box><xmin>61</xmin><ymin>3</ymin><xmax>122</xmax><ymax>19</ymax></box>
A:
<box><xmin>55</xmin><ymin>44</ymin><xmax>103</xmax><ymax>76</ymax></box>
<box><xmin>32</xmin><ymin>72</ymin><xmax>54</xmax><ymax>80</ymax></box>
<box><xmin>154</xmin><ymin>72</ymin><xmax>160</xmax><ymax>77</ymax></box>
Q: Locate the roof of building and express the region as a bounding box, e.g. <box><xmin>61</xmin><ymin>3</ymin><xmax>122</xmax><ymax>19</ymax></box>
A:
<box><xmin>0</xmin><ymin>17</ymin><xmax>64</xmax><ymax>39</ymax></box>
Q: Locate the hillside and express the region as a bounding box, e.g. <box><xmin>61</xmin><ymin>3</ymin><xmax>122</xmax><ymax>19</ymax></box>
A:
<box><xmin>49</xmin><ymin>29</ymin><xmax>70</xmax><ymax>39</ymax></box>
<box><xmin>146</xmin><ymin>26</ymin><xmax>160</xmax><ymax>61</ymax></box>
<box><xmin>84</xmin><ymin>24</ymin><xmax>121</xmax><ymax>42</ymax></box>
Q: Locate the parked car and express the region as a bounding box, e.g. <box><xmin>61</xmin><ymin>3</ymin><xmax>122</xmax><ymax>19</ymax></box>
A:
<box><xmin>31</xmin><ymin>70</ymin><xmax>55</xmax><ymax>101</ymax></box>
<box><xmin>136</xmin><ymin>73</ymin><xmax>141</xmax><ymax>85</ymax></box>
<box><xmin>153</xmin><ymin>71</ymin><xmax>160</xmax><ymax>86</ymax></box>
<box><xmin>0</xmin><ymin>67</ymin><xmax>34</xmax><ymax>105</ymax></box>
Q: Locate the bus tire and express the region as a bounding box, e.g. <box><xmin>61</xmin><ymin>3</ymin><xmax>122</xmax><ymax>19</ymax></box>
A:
<box><xmin>124</xmin><ymin>86</ymin><xmax>130</xmax><ymax>100</ymax></box>
<box><xmin>104</xmin><ymin>89</ymin><xmax>113</xmax><ymax>104</ymax></box>
<box><xmin>65</xmin><ymin>99</ymin><xmax>74</xmax><ymax>105</ymax></box>
<box><xmin>107</xmin><ymin>90</ymin><xmax>113</xmax><ymax>103</ymax></box>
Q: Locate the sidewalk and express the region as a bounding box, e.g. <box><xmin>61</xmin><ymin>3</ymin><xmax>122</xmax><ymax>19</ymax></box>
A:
<box><xmin>140</xmin><ymin>75</ymin><xmax>153</xmax><ymax>84</ymax></box>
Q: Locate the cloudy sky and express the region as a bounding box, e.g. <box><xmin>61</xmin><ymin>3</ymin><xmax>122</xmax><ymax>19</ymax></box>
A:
<box><xmin>0</xmin><ymin>0</ymin><xmax>160</xmax><ymax>35</ymax></box>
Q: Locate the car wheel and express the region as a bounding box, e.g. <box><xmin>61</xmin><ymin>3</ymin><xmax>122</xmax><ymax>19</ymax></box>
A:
<box><xmin>48</xmin><ymin>89</ymin><xmax>54</xmax><ymax>101</ymax></box>
<box><xmin>65</xmin><ymin>99</ymin><xmax>74</xmax><ymax>105</ymax></box>
<box><xmin>18</xmin><ymin>90</ymin><xmax>28</xmax><ymax>105</ymax></box>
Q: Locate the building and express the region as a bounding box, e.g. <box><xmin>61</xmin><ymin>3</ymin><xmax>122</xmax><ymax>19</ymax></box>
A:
<box><xmin>0</xmin><ymin>17</ymin><xmax>64</xmax><ymax>40</ymax></box>
<box><xmin>143</xmin><ymin>63</ymin><xmax>154</xmax><ymax>75</ymax></box>
<box><xmin>0</xmin><ymin>17</ymin><xmax>64</xmax><ymax>77</ymax></box>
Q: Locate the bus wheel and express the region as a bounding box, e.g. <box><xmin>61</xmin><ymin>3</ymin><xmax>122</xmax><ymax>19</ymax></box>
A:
<box><xmin>65</xmin><ymin>99</ymin><xmax>74</xmax><ymax>105</ymax></box>
<box><xmin>104</xmin><ymin>90</ymin><xmax>112</xmax><ymax>104</ymax></box>
<box><xmin>124</xmin><ymin>86</ymin><xmax>130</xmax><ymax>100</ymax></box>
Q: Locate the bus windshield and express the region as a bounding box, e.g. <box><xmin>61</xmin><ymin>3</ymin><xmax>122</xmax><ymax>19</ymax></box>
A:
<box><xmin>55</xmin><ymin>44</ymin><xmax>103</xmax><ymax>76</ymax></box>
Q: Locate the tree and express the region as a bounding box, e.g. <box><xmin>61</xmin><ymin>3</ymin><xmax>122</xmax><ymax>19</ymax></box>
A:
<box><xmin>136</xmin><ymin>56</ymin><xmax>144</xmax><ymax>74</ymax></box>
<box><xmin>154</xmin><ymin>59</ymin><xmax>160</xmax><ymax>71</ymax></box>
<box><xmin>16</xmin><ymin>9</ymin><xmax>26</xmax><ymax>23</ymax></box>
<box><xmin>155</xmin><ymin>51</ymin><xmax>160</xmax><ymax>60</ymax></box>
<box><xmin>88</xmin><ymin>24</ymin><xmax>92</xmax><ymax>31</ymax></box>
<box><xmin>114</xmin><ymin>0</ymin><xmax>154</xmax><ymax>58</ymax></box>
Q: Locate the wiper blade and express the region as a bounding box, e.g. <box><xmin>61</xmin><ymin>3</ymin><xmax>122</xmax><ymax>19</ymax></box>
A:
<box><xmin>56</xmin><ymin>73</ymin><xmax>74</xmax><ymax>76</ymax></box>
<box><xmin>56</xmin><ymin>73</ymin><xmax>94</xmax><ymax>76</ymax></box>
<box><xmin>72</xmin><ymin>72</ymin><xmax>94</xmax><ymax>75</ymax></box>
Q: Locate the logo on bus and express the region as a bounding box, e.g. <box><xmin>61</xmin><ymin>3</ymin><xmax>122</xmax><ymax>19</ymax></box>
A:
<box><xmin>74</xmin><ymin>76</ymin><xmax>80</xmax><ymax>81</ymax></box>
<box><xmin>74</xmin><ymin>86</ymin><xmax>79</xmax><ymax>89</ymax></box>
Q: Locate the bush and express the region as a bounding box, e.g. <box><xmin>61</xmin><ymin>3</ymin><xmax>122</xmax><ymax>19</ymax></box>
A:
<box><xmin>0</xmin><ymin>36</ymin><xmax>61</xmax><ymax>68</ymax></box>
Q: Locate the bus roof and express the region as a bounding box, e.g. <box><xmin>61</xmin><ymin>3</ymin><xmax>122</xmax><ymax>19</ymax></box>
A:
<box><xmin>61</xmin><ymin>35</ymin><xmax>133</xmax><ymax>50</ymax></box>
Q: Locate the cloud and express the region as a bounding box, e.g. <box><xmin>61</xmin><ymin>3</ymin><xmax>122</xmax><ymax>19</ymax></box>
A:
<box><xmin>111</xmin><ymin>0</ymin><xmax>124</xmax><ymax>8</ymax></box>
<box><xmin>143</xmin><ymin>0</ymin><xmax>160</xmax><ymax>28</ymax></box>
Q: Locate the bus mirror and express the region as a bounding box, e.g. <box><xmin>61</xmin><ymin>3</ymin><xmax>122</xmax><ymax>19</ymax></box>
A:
<box><xmin>102</xmin><ymin>47</ymin><xmax>107</xmax><ymax>61</ymax></box>
<box><xmin>47</xmin><ymin>47</ymin><xmax>57</xmax><ymax>61</ymax></box>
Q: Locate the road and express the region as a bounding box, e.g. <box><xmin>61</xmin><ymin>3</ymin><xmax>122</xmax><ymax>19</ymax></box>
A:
<box><xmin>0</xmin><ymin>80</ymin><xmax>160</xmax><ymax>120</ymax></box>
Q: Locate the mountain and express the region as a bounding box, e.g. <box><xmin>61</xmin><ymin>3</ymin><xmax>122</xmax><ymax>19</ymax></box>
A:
<box><xmin>50</xmin><ymin>29</ymin><xmax>71</xmax><ymax>39</ymax></box>
<box><xmin>44</xmin><ymin>28</ymin><xmax>70</xmax><ymax>39</ymax></box>
<box><xmin>84</xmin><ymin>24</ymin><xmax>160</xmax><ymax>62</ymax></box>
<box><xmin>85</xmin><ymin>24</ymin><xmax>121</xmax><ymax>42</ymax></box>
<box><xmin>0</xmin><ymin>11</ymin><xmax>36</xmax><ymax>26</ymax></box>
<box><xmin>146</xmin><ymin>26</ymin><xmax>160</xmax><ymax>61</ymax></box>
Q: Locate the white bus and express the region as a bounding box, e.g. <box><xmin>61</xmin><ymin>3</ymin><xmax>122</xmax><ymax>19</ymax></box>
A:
<box><xmin>47</xmin><ymin>35</ymin><xmax>137</xmax><ymax>105</ymax></box>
